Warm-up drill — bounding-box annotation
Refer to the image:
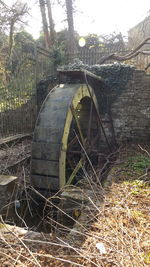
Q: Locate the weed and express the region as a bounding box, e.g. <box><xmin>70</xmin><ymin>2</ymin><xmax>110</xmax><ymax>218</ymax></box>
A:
<box><xmin>126</xmin><ymin>155</ymin><xmax>150</xmax><ymax>175</ymax></box>
<box><xmin>144</xmin><ymin>251</ymin><xmax>150</xmax><ymax>264</ymax></box>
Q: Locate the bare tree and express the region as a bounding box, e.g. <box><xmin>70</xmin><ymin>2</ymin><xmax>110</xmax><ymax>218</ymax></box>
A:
<box><xmin>65</xmin><ymin>0</ymin><xmax>75</xmax><ymax>53</ymax></box>
<box><xmin>9</xmin><ymin>2</ymin><xmax>28</xmax><ymax>58</ymax></box>
<box><xmin>0</xmin><ymin>1</ymin><xmax>29</xmax><ymax>63</ymax></box>
<box><xmin>39</xmin><ymin>0</ymin><xmax>50</xmax><ymax>48</ymax></box>
<box><xmin>97</xmin><ymin>36</ymin><xmax>150</xmax><ymax>69</ymax></box>
<box><xmin>46</xmin><ymin>0</ymin><xmax>55</xmax><ymax>45</ymax></box>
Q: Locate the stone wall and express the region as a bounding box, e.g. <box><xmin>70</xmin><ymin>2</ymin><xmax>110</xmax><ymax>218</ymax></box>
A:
<box><xmin>110</xmin><ymin>69</ymin><xmax>150</xmax><ymax>142</ymax></box>
<box><xmin>38</xmin><ymin>64</ymin><xmax>150</xmax><ymax>143</ymax></box>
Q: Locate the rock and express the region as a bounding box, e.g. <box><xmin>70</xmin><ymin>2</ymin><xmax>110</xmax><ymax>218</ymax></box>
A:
<box><xmin>0</xmin><ymin>223</ymin><xmax>51</xmax><ymax>243</ymax></box>
<box><xmin>0</xmin><ymin>223</ymin><xmax>28</xmax><ymax>237</ymax></box>
<box><xmin>61</xmin><ymin>188</ymin><xmax>89</xmax><ymax>203</ymax></box>
<box><xmin>23</xmin><ymin>231</ymin><xmax>49</xmax><ymax>241</ymax></box>
<box><xmin>0</xmin><ymin>175</ymin><xmax>18</xmax><ymax>212</ymax></box>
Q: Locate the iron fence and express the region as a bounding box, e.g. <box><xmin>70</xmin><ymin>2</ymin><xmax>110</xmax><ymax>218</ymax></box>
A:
<box><xmin>65</xmin><ymin>46</ymin><xmax>150</xmax><ymax>72</ymax></box>
<box><xmin>65</xmin><ymin>46</ymin><xmax>127</xmax><ymax>65</ymax></box>
<box><xmin>1</xmin><ymin>44</ymin><xmax>150</xmax><ymax>139</ymax></box>
<box><xmin>0</xmin><ymin>45</ymin><xmax>54</xmax><ymax>138</ymax></box>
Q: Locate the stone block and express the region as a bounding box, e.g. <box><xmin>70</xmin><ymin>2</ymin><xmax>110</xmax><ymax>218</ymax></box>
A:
<box><xmin>0</xmin><ymin>175</ymin><xmax>18</xmax><ymax>212</ymax></box>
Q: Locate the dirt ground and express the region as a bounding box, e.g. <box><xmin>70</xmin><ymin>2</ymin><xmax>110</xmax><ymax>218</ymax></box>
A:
<box><xmin>0</xmin><ymin>143</ymin><xmax>150</xmax><ymax>266</ymax></box>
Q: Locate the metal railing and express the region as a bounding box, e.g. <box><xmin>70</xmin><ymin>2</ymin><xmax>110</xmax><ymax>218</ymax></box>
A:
<box><xmin>0</xmin><ymin>45</ymin><xmax>54</xmax><ymax>138</ymax></box>
<box><xmin>1</xmin><ymin>44</ymin><xmax>150</xmax><ymax>138</ymax></box>
<box><xmin>65</xmin><ymin>46</ymin><xmax>150</xmax><ymax>71</ymax></box>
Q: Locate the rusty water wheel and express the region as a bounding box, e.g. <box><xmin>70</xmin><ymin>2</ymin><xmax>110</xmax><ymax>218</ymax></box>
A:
<box><xmin>30</xmin><ymin>83</ymin><xmax>101</xmax><ymax>196</ymax></box>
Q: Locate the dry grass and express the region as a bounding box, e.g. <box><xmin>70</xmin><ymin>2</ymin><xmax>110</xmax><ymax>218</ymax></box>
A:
<box><xmin>75</xmin><ymin>181</ymin><xmax>150</xmax><ymax>266</ymax></box>
<box><xmin>0</xmin><ymin>139</ymin><xmax>31</xmax><ymax>173</ymax></box>
<box><xmin>0</xmin><ymin>144</ymin><xmax>150</xmax><ymax>266</ymax></box>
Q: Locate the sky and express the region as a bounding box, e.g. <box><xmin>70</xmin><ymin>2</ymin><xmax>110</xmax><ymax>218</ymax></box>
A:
<box><xmin>7</xmin><ymin>0</ymin><xmax>150</xmax><ymax>39</ymax></box>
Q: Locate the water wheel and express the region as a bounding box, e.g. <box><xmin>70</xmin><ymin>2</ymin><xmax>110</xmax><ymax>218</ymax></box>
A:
<box><xmin>31</xmin><ymin>83</ymin><xmax>101</xmax><ymax>195</ymax></box>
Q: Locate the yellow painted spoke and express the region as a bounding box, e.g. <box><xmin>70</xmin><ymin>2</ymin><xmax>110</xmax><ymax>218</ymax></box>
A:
<box><xmin>70</xmin><ymin>105</ymin><xmax>85</xmax><ymax>147</ymax></box>
<box><xmin>66</xmin><ymin>158</ymin><xmax>83</xmax><ymax>185</ymax></box>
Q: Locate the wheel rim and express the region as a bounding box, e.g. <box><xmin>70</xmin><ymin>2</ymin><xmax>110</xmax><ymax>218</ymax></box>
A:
<box><xmin>31</xmin><ymin>83</ymin><xmax>100</xmax><ymax>194</ymax></box>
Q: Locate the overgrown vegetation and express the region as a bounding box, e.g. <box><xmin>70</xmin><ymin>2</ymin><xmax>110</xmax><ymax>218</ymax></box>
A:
<box><xmin>0</xmin><ymin>144</ymin><xmax>149</xmax><ymax>266</ymax></box>
<box><xmin>61</xmin><ymin>62</ymin><xmax>134</xmax><ymax>113</ymax></box>
<box><xmin>125</xmin><ymin>155</ymin><xmax>150</xmax><ymax>175</ymax></box>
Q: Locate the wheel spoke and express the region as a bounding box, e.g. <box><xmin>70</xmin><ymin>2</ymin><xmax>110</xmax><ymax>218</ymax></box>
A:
<box><xmin>70</xmin><ymin>105</ymin><xmax>85</xmax><ymax>147</ymax></box>
<box><xmin>91</xmin><ymin>132</ymin><xmax>100</xmax><ymax>147</ymax></box>
<box><xmin>68</xmin><ymin>135</ymin><xmax>78</xmax><ymax>149</ymax></box>
<box><xmin>67</xmin><ymin>158</ymin><xmax>83</xmax><ymax>185</ymax></box>
<box><xmin>66</xmin><ymin>156</ymin><xmax>74</xmax><ymax>170</ymax></box>
<box><xmin>87</xmin><ymin>101</ymin><xmax>93</xmax><ymax>141</ymax></box>
<box><xmin>68</xmin><ymin>150</ymin><xmax>82</xmax><ymax>154</ymax></box>
<box><xmin>31</xmin><ymin>82</ymin><xmax>102</xmax><ymax>194</ymax></box>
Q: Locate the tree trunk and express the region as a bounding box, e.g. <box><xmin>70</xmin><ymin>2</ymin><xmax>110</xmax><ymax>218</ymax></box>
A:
<box><xmin>8</xmin><ymin>19</ymin><xmax>15</xmax><ymax>60</ymax></box>
<box><xmin>46</xmin><ymin>0</ymin><xmax>55</xmax><ymax>45</ymax></box>
<box><xmin>65</xmin><ymin>0</ymin><xmax>75</xmax><ymax>54</ymax></box>
<box><xmin>39</xmin><ymin>0</ymin><xmax>50</xmax><ymax>49</ymax></box>
<box><xmin>7</xmin><ymin>18</ymin><xmax>16</xmax><ymax>74</ymax></box>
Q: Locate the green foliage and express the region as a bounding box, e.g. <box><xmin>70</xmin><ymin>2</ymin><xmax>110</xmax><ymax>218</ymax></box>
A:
<box><xmin>14</xmin><ymin>31</ymin><xmax>34</xmax><ymax>53</ymax></box>
<box><xmin>0</xmin><ymin>69</ymin><xmax>35</xmax><ymax>111</ymax></box>
<box><xmin>0</xmin><ymin>30</ymin><xmax>36</xmax><ymax>112</ymax></box>
<box><xmin>56</xmin><ymin>29</ymin><xmax>69</xmax><ymax>49</ymax></box>
<box><xmin>84</xmin><ymin>34</ymin><xmax>102</xmax><ymax>49</ymax></box>
<box><xmin>36</xmin><ymin>29</ymin><xmax>76</xmax><ymax>67</ymax></box>
<box><xmin>144</xmin><ymin>252</ymin><xmax>150</xmax><ymax>264</ymax></box>
<box><xmin>124</xmin><ymin>179</ymin><xmax>148</xmax><ymax>187</ymax></box>
<box><xmin>42</xmin><ymin>29</ymin><xmax>79</xmax><ymax>67</ymax></box>
<box><xmin>124</xmin><ymin>179</ymin><xmax>149</xmax><ymax>196</ymax></box>
<box><xmin>126</xmin><ymin>155</ymin><xmax>150</xmax><ymax>175</ymax></box>
<box><xmin>36</xmin><ymin>32</ymin><xmax>45</xmax><ymax>48</ymax></box>
<box><xmin>8</xmin><ymin>30</ymin><xmax>35</xmax><ymax>74</ymax></box>
<box><xmin>80</xmin><ymin>32</ymin><xmax>125</xmax><ymax>51</ymax></box>
<box><xmin>61</xmin><ymin>62</ymin><xmax>134</xmax><ymax>113</ymax></box>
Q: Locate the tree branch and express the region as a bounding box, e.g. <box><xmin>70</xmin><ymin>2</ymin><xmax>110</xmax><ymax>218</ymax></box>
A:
<box><xmin>97</xmin><ymin>37</ymin><xmax>150</xmax><ymax>64</ymax></box>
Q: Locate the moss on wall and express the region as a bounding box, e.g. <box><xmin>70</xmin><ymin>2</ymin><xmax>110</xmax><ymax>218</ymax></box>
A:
<box><xmin>61</xmin><ymin>62</ymin><xmax>134</xmax><ymax>113</ymax></box>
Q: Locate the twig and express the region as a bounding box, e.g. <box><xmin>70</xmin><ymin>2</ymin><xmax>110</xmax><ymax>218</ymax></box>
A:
<box><xmin>0</xmin><ymin>252</ymin><xmax>26</xmax><ymax>267</ymax></box>
<box><xmin>138</xmin><ymin>144</ymin><xmax>150</xmax><ymax>157</ymax></box>
<box><xmin>0</xmin><ymin>216</ymin><xmax>41</xmax><ymax>267</ymax></box>
<box><xmin>13</xmin><ymin>248</ymin><xmax>24</xmax><ymax>267</ymax></box>
<box><xmin>22</xmin><ymin>166</ymin><xmax>33</xmax><ymax>217</ymax></box>
<box><xmin>35</xmin><ymin>253</ymin><xmax>84</xmax><ymax>267</ymax></box>
<box><xmin>97</xmin><ymin>36</ymin><xmax>150</xmax><ymax>64</ymax></box>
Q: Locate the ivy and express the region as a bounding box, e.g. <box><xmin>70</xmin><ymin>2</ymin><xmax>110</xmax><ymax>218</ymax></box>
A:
<box><xmin>61</xmin><ymin>62</ymin><xmax>134</xmax><ymax>113</ymax></box>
